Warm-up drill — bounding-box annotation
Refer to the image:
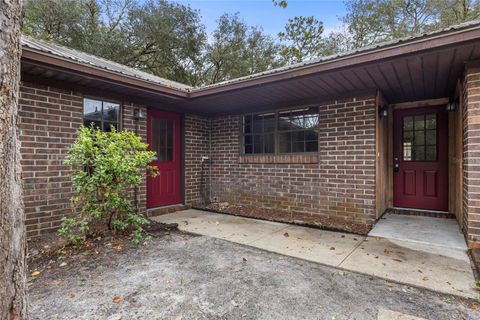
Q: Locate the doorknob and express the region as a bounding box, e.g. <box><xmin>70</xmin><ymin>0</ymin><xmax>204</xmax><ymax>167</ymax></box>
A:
<box><xmin>394</xmin><ymin>157</ymin><xmax>399</xmax><ymax>173</ymax></box>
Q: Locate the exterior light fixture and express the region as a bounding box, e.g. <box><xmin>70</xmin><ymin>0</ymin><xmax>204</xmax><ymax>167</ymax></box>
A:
<box><xmin>134</xmin><ymin>109</ymin><xmax>146</xmax><ymax>119</ymax></box>
<box><xmin>378</xmin><ymin>105</ymin><xmax>388</xmax><ymax>117</ymax></box>
<box><xmin>446</xmin><ymin>97</ymin><xmax>458</xmax><ymax>112</ymax></box>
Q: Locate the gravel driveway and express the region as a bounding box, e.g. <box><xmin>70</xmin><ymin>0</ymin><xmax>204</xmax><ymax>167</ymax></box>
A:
<box><xmin>29</xmin><ymin>232</ymin><xmax>479</xmax><ymax>320</ymax></box>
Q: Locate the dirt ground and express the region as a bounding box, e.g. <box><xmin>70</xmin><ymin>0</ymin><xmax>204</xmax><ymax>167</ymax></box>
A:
<box><xmin>28</xmin><ymin>231</ymin><xmax>479</xmax><ymax>320</ymax></box>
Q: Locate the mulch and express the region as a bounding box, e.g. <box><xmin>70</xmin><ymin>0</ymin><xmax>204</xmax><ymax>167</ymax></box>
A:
<box><xmin>198</xmin><ymin>202</ymin><xmax>372</xmax><ymax>235</ymax></box>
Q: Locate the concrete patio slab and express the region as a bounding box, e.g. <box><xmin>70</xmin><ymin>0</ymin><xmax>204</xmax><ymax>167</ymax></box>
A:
<box><xmin>153</xmin><ymin>209</ymin><xmax>479</xmax><ymax>299</ymax></box>
<box><xmin>369</xmin><ymin>213</ymin><xmax>467</xmax><ymax>250</ymax></box>
<box><xmin>339</xmin><ymin>237</ymin><xmax>477</xmax><ymax>298</ymax></box>
<box><xmin>157</xmin><ymin>209</ymin><xmax>289</xmax><ymax>245</ymax></box>
<box><xmin>250</xmin><ymin>225</ymin><xmax>364</xmax><ymax>266</ymax></box>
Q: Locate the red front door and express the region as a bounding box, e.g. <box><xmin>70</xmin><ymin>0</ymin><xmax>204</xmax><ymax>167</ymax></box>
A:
<box><xmin>393</xmin><ymin>106</ymin><xmax>448</xmax><ymax>211</ymax></box>
<box><xmin>147</xmin><ymin>110</ymin><xmax>181</xmax><ymax>208</ymax></box>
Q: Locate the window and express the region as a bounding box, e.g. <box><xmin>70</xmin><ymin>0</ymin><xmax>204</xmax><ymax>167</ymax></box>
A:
<box><xmin>151</xmin><ymin>118</ymin><xmax>174</xmax><ymax>161</ymax></box>
<box><xmin>242</xmin><ymin>106</ymin><xmax>319</xmax><ymax>154</ymax></box>
<box><xmin>402</xmin><ymin>113</ymin><xmax>437</xmax><ymax>161</ymax></box>
<box><xmin>243</xmin><ymin>113</ymin><xmax>275</xmax><ymax>154</ymax></box>
<box><xmin>83</xmin><ymin>98</ymin><xmax>120</xmax><ymax>131</ymax></box>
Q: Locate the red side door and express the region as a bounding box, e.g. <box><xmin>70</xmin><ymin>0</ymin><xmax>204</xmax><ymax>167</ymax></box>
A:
<box><xmin>147</xmin><ymin>110</ymin><xmax>181</xmax><ymax>208</ymax></box>
<box><xmin>393</xmin><ymin>106</ymin><xmax>448</xmax><ymax>211</ymax></box>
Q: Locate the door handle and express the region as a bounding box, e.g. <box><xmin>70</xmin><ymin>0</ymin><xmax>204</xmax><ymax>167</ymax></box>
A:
<box><xmin>152</xmin><ymin>156</ymin><xmax>158</xmax><ymax>161</ymax></box>
<box><xmin>394</xmin><ymin>157</ymin><xmax>399</xmax><ymax>173</ymax></box>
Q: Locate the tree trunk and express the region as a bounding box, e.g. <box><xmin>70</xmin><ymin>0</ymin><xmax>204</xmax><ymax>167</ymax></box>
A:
<box><xmin>0</xmin><ymin>0</ymin><xmax>26</xmax><ymax>319</ymax></box>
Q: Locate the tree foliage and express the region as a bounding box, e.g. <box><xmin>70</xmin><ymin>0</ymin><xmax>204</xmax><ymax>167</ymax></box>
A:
<box><xmin>60</xmin><ymin>126</ymin><xmax>157</xmax><ymax>244</ymax></box>
<box><xmin>278</xmin><ymin>16</ymin><xmax>325</xmax><ymax>63</ymax></box>
<box><xmin>22</xmin><ymin>0</ymin><xmax>480</xmax><ymax>82</ymax></box>
<box><xmin>204</xmin><ymin>13</ymin><xmax>283</xmax><ymax>84</ymax></box>
<box><xmin>343</xmin><ymin>0</ymin><xmax>480</xmax><ymax>48</ymax></box>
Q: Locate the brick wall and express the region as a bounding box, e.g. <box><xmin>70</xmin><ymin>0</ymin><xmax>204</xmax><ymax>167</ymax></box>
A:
<box><xmin>208</xmin><ymin>96</ymin><xmax>377</xmax><ymax>226</ymax></box>
<box><xmin>19</xmin><ymin>81</ymin><xmax>82</xmax><ymax>238</ymax></box>
<box><xmin>463</xmin><ymin>68</ymin><xmax>480</xmax><ymax>247</ymax></box>
<box><xmin>19</xmin><ymin>81</ymin><xmax>148</xmax><ymax>238</ymax></box>
<box><xmin>123</xmin><ymin>102</ymin><xmax>148</xmax><ymax>216</ymax></box>
<box><xmin>184</xmin><ymin>114</ymin><xmax>210</xmax><ymax>205</ymax></box>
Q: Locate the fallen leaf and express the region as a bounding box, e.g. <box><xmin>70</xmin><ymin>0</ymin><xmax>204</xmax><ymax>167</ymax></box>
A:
<box><xmin>31</xmin><ymin>271</ymin><xmax>41</xmax><ymax>277</ymax></box>
<box><xmin>113</xmin><ymin>295</ymin><xmax>121</xmax><ymax>303</ymax></box>
<box><xmin>375</xmin><ymin>237</ymin><xmax>381</xmax><ymax>240</ymax></box>
<box><xmin>392</xmin><ymin>258</ymin><xmax>402</xmax><ymax>262</ymax></box>
<box><xmin>329</xmin><ymin>247</ymin><xmax>335</xmax><ymax>250</ymax></box>
<box><xmin>114</xmin><ymin>245</ymin><xmax>124</xmax><ymax>252</ymax></box>
<box><xmin>341</xmin><ymin>235</ymin><xmax>345</xmax><ymax>238</ymax></box>
<box><xmin>417</xmin><ymin>269</ymin><xmax>423</xmax><ymax>273</ymax></box>
<box><xmin>468</xmin><ymin>303</ymin><xmax>478</xmax><ymax>311</ymax></box>
<box><xmin>384</xmin><ymin>248</ymin><xmax>390</xmax><ymax>254</ymax></box>
<box><xmin>69</xmin><ymin>293</ymin><xmax>75</xmax><ymax>299</ymax></box>
<box><xmin>242</xmin><ymin>257</ymin><xmax>247</xmax><ymax>262</ymax></box>
<box><xmin>59</xmin><ymin>262</ymin><xmax>67</xmax><ymax>267</ymax></box>
<box><xmin>283</xmin><ymin>232</ymin><xmax>289</xmax><ymax>237</ymax></box>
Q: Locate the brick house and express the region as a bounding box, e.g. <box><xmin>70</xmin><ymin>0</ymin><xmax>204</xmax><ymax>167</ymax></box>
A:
<box><xmin>18</xmin><ymin>21</ymin><xmax>480</xmax><ymax>248</ymax></box>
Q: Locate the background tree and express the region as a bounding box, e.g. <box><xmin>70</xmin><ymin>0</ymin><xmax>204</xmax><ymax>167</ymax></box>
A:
<box><xmin>343</xmin><ymin>0</ymin><xmax>480</xmax><ymax>48</ymax></box>
<box><xmin>278</xmin><ymin>16</ymin><xmax>325</xmax><ymax>63</ymax></box>
<box><xmin>203</xmin><ymin>13</ymin><xmax>283</xmax><ymax>84</ymax></box>
<box><xmin>126</xmin><ymin>0</ymin><xmax>206</xmax><ymax>86</ymax></box>
<box><xmin>0</xmin><ymin>0</ymin><xmax>27</xmax><ymax>319</ymax></box>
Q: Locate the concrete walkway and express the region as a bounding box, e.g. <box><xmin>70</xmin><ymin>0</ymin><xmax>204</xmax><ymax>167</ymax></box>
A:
<box><xmin>153</xmin><ymin>209</ymin><xmax>479</xmax><ymax>299</ymax></box>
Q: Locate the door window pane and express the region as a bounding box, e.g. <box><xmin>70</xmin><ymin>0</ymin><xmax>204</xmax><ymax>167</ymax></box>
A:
<box><xmin>151</xmin><ymin>118</ymin><xmax>174</xmax><ymax>161</ymax></box>
<box><xmin>402</xmin><ymin>113</ymin><xmax>437</xmax><ymax>161</ymax></box>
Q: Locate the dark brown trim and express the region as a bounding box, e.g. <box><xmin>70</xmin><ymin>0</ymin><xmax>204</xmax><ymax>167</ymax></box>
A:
<box><xmin>22</xmin><ymin>50</ymin><xmax>189</xmax><ymax>98</ymax></box>
<box><xmin>188</xmin><ymin>26</ymin><xmax>480</xmax><ymax>98</ymax></box>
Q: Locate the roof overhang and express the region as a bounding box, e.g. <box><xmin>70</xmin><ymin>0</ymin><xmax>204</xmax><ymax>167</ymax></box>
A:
<box><xmin>21</xmin><ymin>21</ymin><xmax>480</xmax><ymax>115</ymax></box>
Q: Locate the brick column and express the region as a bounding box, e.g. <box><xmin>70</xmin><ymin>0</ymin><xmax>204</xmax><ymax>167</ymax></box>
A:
<box><xmin>463</xmin><ymin>66</ymin><xmax>480</xmax><ymax>247</ymax></box>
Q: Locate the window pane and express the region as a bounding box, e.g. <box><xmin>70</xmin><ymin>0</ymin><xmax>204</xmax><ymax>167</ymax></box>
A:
<box><xmin>414</xmin><ymin>146</ymin><xmax>425</xmax><ymax>161</ymax></box>
<box><xmin>403</xmin><ymin>142</ymin><xmax>412</xmax><ymax>161</ymax></box>
<box><xmin>103</xmin><ymin>102</ymin><xmax>119</xmax><ymax>122</ymax></box>
<box><xmin>292</xmin><ymin>141</ymin><xmax>304</xmax><ymax>153</ymax></box>
<box><xmin>403</xmin><ymin>116</ymin><xmax>413</xmax><ymax>130</ymax></box>
<box><xmin>426</xmin><ymin>130</ymin><xmax>436</xmax><ymax>146</ymax></box>
<box><xmin>151</xmin><ymin>118</ymin><xmax>160</xmax><ymax>159</ymax></box>
<box><xmin>306</xmin><ymin>141</ymin><xmax>318</xmax><ymax>152</ymax></box>
<box><xmin>279</xmin><ymin>132</ymin><xmax>291</xmax><ymax>153</ymax></box>
<box><xmin>83</xmin><ymin>98</ymin><xmax>120</xmax><ymax>132</ymax></box>
<box><xmin>263</xmin><ymin>114</ymin><xmax>276</xmax><ymax>132</ymax></box>
<box><xmin>84</xmin><ymin>119</ymin><xmax>101</xmax><ymax>129</ymax></box>
<box><xmin>244</xmin><ymin>145</ymin><xmax>253</xmax><ymax>154</ymax></box>
<box><xmin>305</xmin><ymin>130</ymin><xmax>318</xmax><ymax>141</ymax></box>
<box><xmin>165</xmin><ymin>120</ymin><xmax>173</xmax><ymax>161</ymax></box>
<box><xmin>403</xmin><ymin>130</ymin><xmax>413</xmax><ymax>143</ymax></box>
<box><xmin>264</xmin><ymin>133</ymin><xmax>275</xmax><ymax>153</ymax></box>
<box><xmin>103</xmin><ymin>122</ymin><xmax>117</xmax><ymax>132</ymax></box>
<box><xmin>83</xmin><ymin>98</ymin><xmax>102</xmax><ymax>121</ymax></box>
<box><xmin>414</xmin><ymin>115</ymin><xmax>425</xmax><ymax>130</ymax></box>
<box><xmin>252</xmin><ymin>115</ymin><xmax>263</xmax><ymax>133</ymax></box>
<box><xmin>279</xmin><ymin>109</ymin><xmax>304</xmax><ymax>130</ymax></box>
<box><xmin>426</xmin><ymin>145</ymin><xmax>436</xmax><ymax>161</ymax></box>
<box><xmin>253</xmin><ymin>135</ymin><xmax>262</xmax><ymax>153</ymax></box>
<box><xmin>414</xmin><ymin>130</ymin><xmax>425</xmax><ymax>146</ymax></box>
<box><xmin>426</xmin><ymin>114</ymin><xmax>436</xmax><ymax>129</ymax></box>
<box><xmin>244</xmin><ymin>115</ymin><xmax>252</xmax><ymax>134</ymax></box>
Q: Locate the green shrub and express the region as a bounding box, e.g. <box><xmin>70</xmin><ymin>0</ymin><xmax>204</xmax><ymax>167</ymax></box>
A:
<box><xmin>59</xmin><ymin>126</ymin><xmax>157</xmax><ymax>244</ymax></box>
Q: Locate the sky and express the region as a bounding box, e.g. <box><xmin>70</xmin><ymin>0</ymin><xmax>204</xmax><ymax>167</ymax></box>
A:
<box><xmin>175</xmin><ymin>0</ymin><xmax>347</xmax><ymax>37</ymax></box>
